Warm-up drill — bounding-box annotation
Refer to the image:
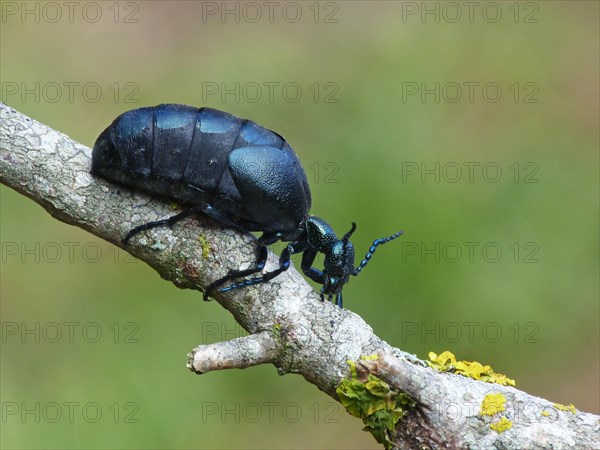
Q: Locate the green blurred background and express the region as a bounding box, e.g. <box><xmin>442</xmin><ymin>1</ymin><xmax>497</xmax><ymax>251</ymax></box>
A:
<box><xmin>1</xmin><ymin>1</ymin><xmax>598</xmax><ymax>448</ymax></box>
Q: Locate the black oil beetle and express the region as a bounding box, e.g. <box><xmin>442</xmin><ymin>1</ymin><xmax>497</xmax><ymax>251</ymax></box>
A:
<box><xmin>91</xmin><ymin>104</ymin><xmax>402</xmax><ymax>307</ymax></box>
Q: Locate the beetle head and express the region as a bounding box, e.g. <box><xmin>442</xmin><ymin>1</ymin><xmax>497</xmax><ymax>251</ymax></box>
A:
<box><xmin>321</xmin><ymin>223</ymin><xmax>356</xmax><ymax>305</ymax></box>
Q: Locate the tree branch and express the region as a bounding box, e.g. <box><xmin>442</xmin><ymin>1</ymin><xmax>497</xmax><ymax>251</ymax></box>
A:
<box><xmin>188</xmin><ymin>331</ymin><xmax>278</xmax><ymax>374</ymax></box>
<box><xmin>1</xmin><ymin>103</ymin><xmax>597</xmax><ymax>449</ymax></box>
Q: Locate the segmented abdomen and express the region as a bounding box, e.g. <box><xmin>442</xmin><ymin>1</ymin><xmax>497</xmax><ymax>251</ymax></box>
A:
<box><xmin>93</xmin><ymin>104</ymin><xmax>286</xmax><ymax>202</ymax></box>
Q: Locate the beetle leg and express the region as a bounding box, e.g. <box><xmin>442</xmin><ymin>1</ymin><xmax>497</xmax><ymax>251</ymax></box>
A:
<box><xmin>123</xmin><ymin>206</ymin><xmax>204</xmax><ymax>244</ymax></box>
<box><xmin>336</xmin><ymin>292</ymin><xmax>343</xmax><ymax>308</ymax></box>
<box><xmin>303</xmin><ymin>249</ymin><xmax>346</xmax><ymax>306</ymax></box>
<box><xmin>257</xmin><ymin>231</ymin><xmax>284</xmax><ymax>246</ymax></box>
<box><xmin>203</xmin><ymin>245</ymin><xmax>268</xmax><ymax>301</ymax></box>
<box><xmin>300</xmin><ymin>248</ymin><xmax>325</xmax><ymax>284</ymax></box>
<box><xmin>203</xmin><ymin>231</ymin><xmax>285</xmax><ymax>300</ymax></box>
<box><xmin>201</xmin><ymin>205</ymin><xmax>246</xmax><ymax>231</ymax></box>
<box><xmin>217</xmin><ymin>244</ymin><xmax>297</xmax><ymax>294</ymax></box>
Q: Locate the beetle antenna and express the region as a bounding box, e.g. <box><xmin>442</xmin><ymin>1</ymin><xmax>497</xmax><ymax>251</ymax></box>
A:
<box><xmin>342</xmin><ymin>222</ymin><xmax>357</xmax><ymax>244</ymax></box>
<box><xmin>353</xmin><ymin>230</ymin><xmax>403</xmax><ymax>276</ymax></box>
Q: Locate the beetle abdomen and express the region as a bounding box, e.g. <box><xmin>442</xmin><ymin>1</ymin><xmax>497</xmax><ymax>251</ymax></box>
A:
<box><xmin>92</xmin><ymin>104</ymin><xmax>311</xmax><ymax>233</ymax></box>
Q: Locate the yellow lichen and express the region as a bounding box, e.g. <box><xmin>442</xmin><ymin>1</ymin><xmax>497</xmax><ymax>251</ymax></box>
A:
<box><xmin>553</xmin><ymin>403</ymin><xmax>576</xmax><ymax>414</ymax></box>
<box><xmin>479</xmin><ymin>392</ymin><xmax>512</xmax><ymax>432</ymax></box>
<box><xmin>197</xmin><ymin>235</ymin><xmax>210</xmax><ymax>259</ymax></box>
<box><xmin>480</xmin><ymin>393</ymin><xmax>506</xmax><ymax>416</ymax></box>
<box><xmin>337</xmin><ymin>359</ymin><xmax>416</xmax><ymax>450</ymax></box>
<box><xmin>427</xmin><ymin>351</ymin><xmax>455</xmax><ymax>371</ymax></box>
<box><xmin>490</xmin><ymin>416</ymin><xmax>513</xmax><ymax>432</ymax></box>
<box><xmin>427</xmin><ymin>351</ymin><xmax>515</xmax><ymax>386</ymax></box>
<box><xmin>541</xmin><ymin>410</ymin><xmax>550</xmax><ymax>417</ymax></box>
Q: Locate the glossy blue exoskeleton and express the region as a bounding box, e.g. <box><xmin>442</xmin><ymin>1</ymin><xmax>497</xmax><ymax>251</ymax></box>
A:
<box><xmin>91</xmin><ymin>104</ymin><xmax>402</xmax><ymax>307</ymax></box>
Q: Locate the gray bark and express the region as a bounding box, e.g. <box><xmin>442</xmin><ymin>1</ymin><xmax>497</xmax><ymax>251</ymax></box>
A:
<box><xmin>1</xmin><ymin>102</ymin><xmax>598</xmax><ymax>449</ymax></box>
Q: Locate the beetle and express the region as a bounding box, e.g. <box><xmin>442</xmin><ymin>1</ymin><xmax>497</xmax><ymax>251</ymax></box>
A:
<box><xmin>91</xmin><ymin>104</ymin><xmax>402</xmax><ymax>307</ymax></box>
